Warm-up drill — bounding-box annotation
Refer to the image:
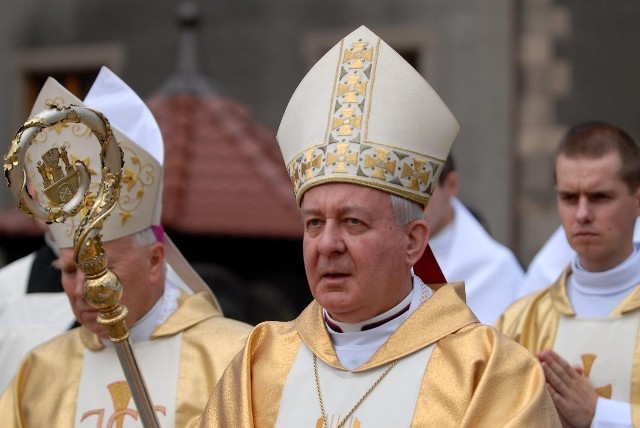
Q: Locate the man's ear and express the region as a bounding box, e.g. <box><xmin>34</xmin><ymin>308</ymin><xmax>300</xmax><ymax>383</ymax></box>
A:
<box><xmin>406</xmin><ymin>219</ymin><xmax>429</xmax><ymax>266</ymax></box>
<box><xmin>148</xmin><ymin>242</ymin><xmax>165</xmax><ymax>280</ymax></box>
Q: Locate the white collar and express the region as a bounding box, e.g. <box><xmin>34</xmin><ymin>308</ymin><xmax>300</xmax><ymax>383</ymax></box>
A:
<box><xmin>324</xmin><ymin>275</ymin><xmax>433</xmax><ymax>370</ymax></box>
<box><xmin>572</xmin><ymin>243</ymin><xmax>640</xmax><ymax>296</ymax></box>
<box><xmin>100</xmin><ymin>273</ymin><xmax>181</xmax><ymax>346</ymax></box>
<box><xmin>324</xmin><ymin>288</ymin><xmax>413</xmax><ymax>333</ymax></box>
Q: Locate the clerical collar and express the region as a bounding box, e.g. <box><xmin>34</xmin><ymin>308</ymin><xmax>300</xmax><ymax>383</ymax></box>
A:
<box><xmin>100</xmin><ymin>276</ymin><xmax>181</xmax><ymax>347</ymax></box>
<box><xmin>326</xmin><ymin>275</ymin><xmax>432</xmax><ymax>370</ymax></box>
<box><xmin>572</xmin><ymin>243</ymin><xmax>640</xmax><ymax>296</ymax></box>
<box><xmin>324</xmin><ymin>288</ymin><xmax>413</xmax><ymax>333</ymax></box>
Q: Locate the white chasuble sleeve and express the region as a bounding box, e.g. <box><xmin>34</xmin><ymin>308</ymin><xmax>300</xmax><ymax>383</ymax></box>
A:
<box><xmin>275</xmin><ymin>344</ymin><xmax>435</xmax><ymax>427</ymax></box>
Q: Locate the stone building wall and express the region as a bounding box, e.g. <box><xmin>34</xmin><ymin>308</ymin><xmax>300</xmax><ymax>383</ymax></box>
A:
<box><xmin>516</xmin><ymin>0</ymin><xmax>640</xmax><ymax>264</ymax></box>
<box><xmin>516</xmin><ymin>0</ymin><xmax>571</xmax><ymax>263</ymax></box>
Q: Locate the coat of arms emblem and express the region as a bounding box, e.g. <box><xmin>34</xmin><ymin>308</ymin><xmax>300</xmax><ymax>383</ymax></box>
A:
<box><xmin>36</xmin><ymin>145</ymin><xmax>80</xmax><ymax>206</ymax></box>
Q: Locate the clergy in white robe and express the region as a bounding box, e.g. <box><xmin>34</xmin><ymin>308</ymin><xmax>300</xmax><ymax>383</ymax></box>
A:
<box><xmin>497</xmin><ymin>120</ymin><xmax>640</xmax><ymax>427</ymax></box>
<box><xmin>195</xmin><ymin>25</ymin><xmax>560</xmax><ymax>427</ymax></box>
<box><xmin>0</xmin><ymin>278</ymin><xmax>252</xmax><ymax>428</ymax></box>
<box><xmin>0</xmin><ymin>237</ymin><xmax>75</xmax><ymax>392</ymax></box>
<box><xmin>422</xmin><ymin>196</ymin><xmax>524</xmax><ymax>324</ymax></box>
<box><xmin>418</xmin><ymin>154</ymin><xmax>524</xmax><ymax>325</ymax></box>
<box><xmin>496</xmin><ymin>252</ymin><xmax>640</xmax><ymax>427</ymax></box>
<box><xmin>197</xmin><ymin>277</ymin><xmax>560</xmax><ymax>427</ymax></box>
<box><xmin>0</xmin><ymin>67</ymin><xmax>253</xmax><ymax>427</ymax></box>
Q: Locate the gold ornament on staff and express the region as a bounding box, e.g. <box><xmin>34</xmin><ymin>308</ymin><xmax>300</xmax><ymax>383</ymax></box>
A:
<box><xmin>4</xmin><ymin>102</ymin><xmax>161</xmax><ymax>428</ymax></box>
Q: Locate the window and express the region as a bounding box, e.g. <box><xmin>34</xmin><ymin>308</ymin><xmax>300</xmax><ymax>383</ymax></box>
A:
<box><xmin>13</xmin><ymin>42</ymin><xmax>125</xmax><ymax>119</ymax></box>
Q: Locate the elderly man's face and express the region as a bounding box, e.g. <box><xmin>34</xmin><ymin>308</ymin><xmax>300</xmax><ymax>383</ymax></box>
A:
<box><xmin>55</xmin><ymin>235</ymin><xmax>164</xmax><ymax>338</ymax></box>
<box><xmin>301</xmin><ymin>183</ymin><xmax>419</xmax><ymax>323</ymax></box>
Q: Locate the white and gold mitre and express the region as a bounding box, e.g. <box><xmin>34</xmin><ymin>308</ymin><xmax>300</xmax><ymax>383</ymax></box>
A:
<box><xmin>277</xmin><ymin>25</ymin><xmax>460</xmax><ymax>206</ymax></box>
<box><xmin>25</xmin><ymin>67</ymin><xmax>219</xmax><ymax>303</ymax></box>
<box><xmin>26</xmin><ymin>66</ymin><xmax>163</xmax><ymax>248</ymax></box>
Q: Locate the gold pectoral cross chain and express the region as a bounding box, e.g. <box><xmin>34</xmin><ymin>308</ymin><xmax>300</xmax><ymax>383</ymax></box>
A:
<box><xmin>313</xmin><ymin>353</ymin><xmax>398</xmax><ymax>428</ymax></box>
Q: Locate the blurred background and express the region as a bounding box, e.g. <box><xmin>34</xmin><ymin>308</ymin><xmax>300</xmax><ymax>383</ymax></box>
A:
<box><xmin>0</xmin><ymin>0</ymin><xmax>639</xmax><ymax>323</ymax></box>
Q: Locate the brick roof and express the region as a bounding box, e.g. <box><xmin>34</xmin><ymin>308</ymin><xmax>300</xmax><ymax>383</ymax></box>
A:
<box><xmin>147</xmin><ymin>93</ymin><xmax>302</xmax><ymax>238</ymax></box>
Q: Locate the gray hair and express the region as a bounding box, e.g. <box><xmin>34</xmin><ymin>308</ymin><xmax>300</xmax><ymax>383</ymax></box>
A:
<box><xmin>132</xmin><ymin>227</ymin><xmax>159</xmax><ymax>247</ymax></box>
<box><xmin>390</xmin><ymin>194</ymin><xmax>424</xmax><ymax>226</ymax></box>
<box><xmin>130</xmin><ymin>227</ymin><xmax>167</xmax><ymax>274</ymax></box>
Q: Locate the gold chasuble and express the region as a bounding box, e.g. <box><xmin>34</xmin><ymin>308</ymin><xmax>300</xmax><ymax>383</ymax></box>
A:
<box><xmin>496</xmin><ymin>267</ymin><xmax>640</xmax><ymax>426</ymax></box>
<box><xmin>0</xmin><ymin>291</ymin><xmax>252</xmax><ymax>428</ymax></box>
<box><xmin>196</xmin><ymin>283</ymin><xmax>560</xmax><ymax>427</ymax></box>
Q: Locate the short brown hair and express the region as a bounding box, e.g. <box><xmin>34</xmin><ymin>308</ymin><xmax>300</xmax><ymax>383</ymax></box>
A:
<box><xmin>438</xmin><ymin>154</ymin><xmax>456</xmax><ymax>185</ymax></box>
<box><xmin>554</xmin><ymin>121</ymin><xmax>640</xmax><ymax>192</ymax></box>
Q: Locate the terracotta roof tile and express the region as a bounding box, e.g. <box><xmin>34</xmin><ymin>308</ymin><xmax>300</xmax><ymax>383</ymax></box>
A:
<box><xmin>147</xmin><ymin>93</ymin><xmax>302</xmax><ymax>238</ymax></box>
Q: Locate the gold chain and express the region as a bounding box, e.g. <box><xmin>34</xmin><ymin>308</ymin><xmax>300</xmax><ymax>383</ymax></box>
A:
<box><xmin>314</xmin><ymin>353</ymin><xmax>398</xmax><ymax>428</ymax></box>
